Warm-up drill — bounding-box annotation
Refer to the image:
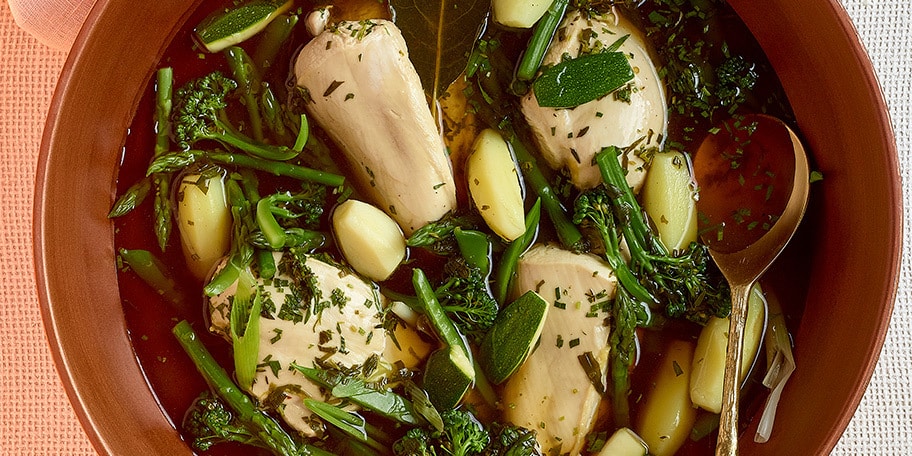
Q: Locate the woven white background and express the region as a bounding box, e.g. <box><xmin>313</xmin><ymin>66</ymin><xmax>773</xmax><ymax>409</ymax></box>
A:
<box><xmin>0</xmin><ymin>0</ymin><xmax>908</xmax><ymax>454</ymax></box>
<box><xmin>831</xmin><ymin>0</ymin><xmax>912</xmax><ymax>453</ymax></box>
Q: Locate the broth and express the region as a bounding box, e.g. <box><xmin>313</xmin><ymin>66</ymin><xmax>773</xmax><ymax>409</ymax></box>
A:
<box><xmin>113</xmin><ymin>1</ymin><xmax>808</xmax><ymax>455</ymax></box>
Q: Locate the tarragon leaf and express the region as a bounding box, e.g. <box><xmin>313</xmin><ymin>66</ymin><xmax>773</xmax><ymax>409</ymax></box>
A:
<box><xmin>390</xmin><ymin>0</ymin><xmax>489</xmax><ymax>98</ymax></box>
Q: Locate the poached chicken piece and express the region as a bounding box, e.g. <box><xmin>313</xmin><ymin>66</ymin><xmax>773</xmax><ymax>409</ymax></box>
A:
<box><xmin>521</xmin><ymin>10</ymin><xmax>668</xmax><ymax>191</ymax></box>
<box><xmin>294</xmin><ymin>20</ymin><xmax>456</xmax><ymax>235</ymax></box>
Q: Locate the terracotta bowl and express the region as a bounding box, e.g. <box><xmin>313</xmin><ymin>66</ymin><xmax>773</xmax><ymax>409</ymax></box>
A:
<box><xmin>34</xmin><ymin>0</ymin><xmax>900</xmax><ymax>454</ymax></box>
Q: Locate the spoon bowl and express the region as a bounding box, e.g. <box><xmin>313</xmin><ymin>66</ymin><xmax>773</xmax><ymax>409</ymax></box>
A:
<box><xmin>692</xmin><ymin>115</ymin><xmax>811</xmax><ymax>455</ymax></box>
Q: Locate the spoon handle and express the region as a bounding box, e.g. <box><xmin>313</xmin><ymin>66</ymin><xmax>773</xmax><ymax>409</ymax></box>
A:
<box><xmin>715</xmin><ymin>281</ymin><xmax>754</xmax><ymax>456</ymax></box>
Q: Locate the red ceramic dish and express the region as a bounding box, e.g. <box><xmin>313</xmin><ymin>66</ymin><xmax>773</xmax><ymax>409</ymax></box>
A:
<box><xmin>34</xmin><ymin>0</ymin><xmax>900</xmax><ymax>454</ymax></box>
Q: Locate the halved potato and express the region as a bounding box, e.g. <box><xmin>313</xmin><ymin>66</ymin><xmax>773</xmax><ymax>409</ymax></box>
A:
<box><xmin>642</xmin><ymin>150</ymin><xmax>698</xmax><ymax>252</ymax></box>
<box><xmin>467</xmin><ymin>129</ymin><xmax>525</xmax><ymax>241</ymax></box>
<box><xmin>333</xmin><ymin>199</ymin><xmax>406</xmax><ymax>281</ymax></box>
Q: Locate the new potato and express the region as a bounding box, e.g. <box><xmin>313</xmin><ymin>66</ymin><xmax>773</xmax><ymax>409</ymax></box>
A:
<box><xmin>332</xmin><ymin>199</ymin><xmax>406</xmax><ymax>281</ymax></box>
<box><xmin>467</xmin><ymin>129</ymin><xmax>525</xmax><ymax>241</ymax></box>
<box><xmin>690</xmin><ymin>283</ymin><xmax>767</xmax><ymax>413</ymax></box>
<box><xmin>636</xmin><ymin>340</ymin><xmax>697</xmax><ymax>456</ymax></box>
<box><xmin>642</xmin><ymin>151</ymin><xmax>697</xmax><ymax>251</ymax></box>
<box><xmin>492</xmin><ymin>0</ymin><xmax>551</xmax><ymax>28</ymax></box>
<box><xmin>176</xmin><ymin>172</ymin><xmax>231</xmax><ymax>281</ymax></box>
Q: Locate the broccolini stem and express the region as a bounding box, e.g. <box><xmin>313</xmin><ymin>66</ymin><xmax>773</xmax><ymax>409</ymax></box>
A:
<box><xmin>148</xmin><ymin>150</ymin><xmax>344</xmax><ymax>188</ymax></box>
<box><xmin>212</xmin><ymin>151</ymin><xmax>344</xmax><ymax>187</ymax></box>
<box><xmin>210</xmin><ymin>127</ymin><xmax>299</xmax><ymax>161</ymax></box>
<box><xmin>118</xmin><ymin>248</ymin><xmax>183</xmax><ymax>306</ymax></box>
<box><xmin>506</xmin><ymin>129</ymin><xmax>585</xmax><ymax>251</ymax></box>
<box><xmin>608</xmin><ymin>289</ymin><xmax>639</xmax><ymax>428</ymax></box>
<box><xmin>595</xmin><ymin>147</ymin><xmax>668</xmax><ymax>258</ymax></box>
<box><xmin>516</xmin><ymin>0</ymin><xmax>569</xmax><ymax>81</ymax></box>
<box><xmin>153</xmin><ymin>67</ymin><xmax>174</xmax><ymax>251</ymax></box>
<box><xmin>262</xmin><ymin>83</ymin><xmax>293</xmax><ymax>144</ymax></box>
<box><xmin>412</xmin><ymin>268</ymin><xmax>472</xmax><ymax>360</ymax></box>
<box><xmin>171</xmin><ymin>321</ymin><xmax>303</xmax><ymax>456</ymax></box>
<box><xmin>226</xmin><ymin>46</ymin><xmax>265</xmax><ymax>142</ymax></box>
<box><xmin>493</xmin><ymin>198</ymin><xmax>541</xmax><ymax>305</ymax></box>
<box><xmin>254</xmin><ymin>13</ymin><xmax>299</xmax><ymax>73</ymax></box>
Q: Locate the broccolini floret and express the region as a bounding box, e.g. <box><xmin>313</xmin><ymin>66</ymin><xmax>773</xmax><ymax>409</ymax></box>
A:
<box><xmin>436</xmin><ymin>256</ymin><xmax>499</xmax><ymax>339</ymax></box>
<box><xmin>173</xmin><ymin>71</ymin><xmax>298</xmax><ymax>161</ymax></box>
<box><xmin>485</xmin><ymin>423</ymin><xmax>543</xmax><ymax>456</ymax></box>
<box><xmin>572</xmin><ymin>146</ymin><xmax>731</xmax><ymax>426</ymax></box>
<box><xmin>183</xmin><ymin>390</ymin><xmax>266</xmax><ymax>452</ymax></box>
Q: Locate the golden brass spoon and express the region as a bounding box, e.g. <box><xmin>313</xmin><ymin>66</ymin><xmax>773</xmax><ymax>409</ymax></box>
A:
<box><xmin>692</xmin><ymin>114</ymin><xmax>810</xmax><ymax>456</ymax></box>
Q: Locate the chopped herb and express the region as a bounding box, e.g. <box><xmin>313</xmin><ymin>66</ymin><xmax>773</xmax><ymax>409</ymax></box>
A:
<box><xmin>270</xmin><ymin>328</ymin><xmax>283</xmax><ymax>344</ymax></box>
<box><xmin>323</xmin><ymin>80</ymin><xmax>345</xmax><ymax>97</ymax></box>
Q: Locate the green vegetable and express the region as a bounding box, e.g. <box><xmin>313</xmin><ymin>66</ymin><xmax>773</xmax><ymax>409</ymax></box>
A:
<box><xmin>499</xmin><ymin>122</ymin><xmax>584</xmax><ymax>251</ymax></box>
<box><xmin>249</xmin><ymin>228</ymin><xmax>326</xmax><ymax>251</ymax></box>
<box><xmin>148</xmin><ymin>148</ymin><xmax>345</xmax><ymax>188</ymax></box>
<box><xmin>303</xmin><ymin>399</ymin><xmax>389</xmax><ymax>454</ymax></box>
<box><xmin>173</xmin><ymin>72</ymin><xmax>299</xmax><ymax>161</ymax></box>
<box><xmin>479</xmin><ymin>290</ymin><xmax>549</xmax><ymax>384</ymax></box>
<box><xmin>152</xmin><ymin>67</ymin><xmax>175</xmax><ymax>251</ymax></box>
<box><xmin>225</xmin><ymin>46</ymin><xmax>265</xmax><ymax>142</ymax></box>
<box><xmin>493</xmin><ymin>199</ymin><xmax>541</xmax><ymax>305</ymax></box>
<box><xmin>533</xmin><ymin>52</ymin><xmax>634</xmax><ymax>108</ymax></box>
<box><xmin>255</xmin><ymin>191</ymin><xmax>321</xmax><ymax>250</ymax></box>
<box><xmin>391</xmin><ymin>410</ymin><xmax>541</xmax><ymax>456</ymax></box>
<box><xmin>421</xmin><ymin>348</ymin><xmax>474</xmax><ymax>411</ymax></box>
<box><xmin>109</xmin><ymin>66</ymin><xmax>175</xmax><ymax>253</ymax></box>
<box><xmin>293</xmin><ymin>365</ymin><xmax>421</xmax><ymax>425</ymax></box>
<box><xmin>229</xmin><ymin>269</ymin><xmax>262</xmax><ymax>390</ymax></box>
<box><xmin>117</xmin><ymin>248</ymin><xmax>183</xmax><ymax>306</ymax></box>
<box><xmin>173</xmin><ymin>321</ymin><xmax>332</xmax><ymax>456</ymax></box>
<box><xmin>406</xmin><ymin>214</ymin><xmax>482</xmax><ymax>256</ymax></box>
<box><xmin>253</xmin><ymin>13</ymin><xmax>299</xmax><ymax>72</ymax></box>
<box><xmin>108</xmin><ymin>178</ymin><xmax>151</xmax><ymax>218</ymax></box>
<box><xmin>453</xmin><ymin>228</ymin><xmax>492</xmax><ymax>274</ymax></box>
<box><xmin>195</xmin><ymin>0</ymin><xmax>294</xmax><ymax>53</ymax></box>
<box><xmin>516</xmin><ymin>0</ymin><xmax>569</xmax><ymax>81</ymax></box>
<box><xmin>571</xmin><ymin>147</ymin><xmax>731</xmax><ymax>426</ymax></box>
<box><xmin>412</xmin><ymin>268</ymin><xmax>477</xmax><ymax>410</ymax></box>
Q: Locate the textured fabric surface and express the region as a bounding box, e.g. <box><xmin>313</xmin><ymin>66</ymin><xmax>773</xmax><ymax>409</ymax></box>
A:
<box><xmin>0</xmin><ymin>0</ymin><xmax>909</xmax><ymax>454</ymax></box>
<box><xmin>7</xmin><ymin>0</ymin><xmax>96</xmax><ymax>50</ymax></box>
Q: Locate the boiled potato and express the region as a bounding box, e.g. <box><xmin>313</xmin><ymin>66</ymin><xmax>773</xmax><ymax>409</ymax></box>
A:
<box><xmin>333</xmin><ymin>199</ymin><xmax>406</xmax><ymax>281</ymax></box>
<box><xmin>636</xmin><ymin>340</ymin><xmax>697</xmax><ymax>456</ymax></box>
<box><xmin>176</xmin><ymin>172</ymin><xmax>231</xmax><ymax>281</ymax></box>
<box><xmin>641</xmin><ymin>150</ymin><xmax>697</xmax><ymax>251</ymax></box>
<box><xmin>690</xmin><ymin>283</ymin><xmax>767</xmax><ymax>413</ymax></box>
<box><xmin>492</xmin><ymin>0</ymin><xmax>551</xmax><ymax>28</ymax></box>
<box><xmin>467</xmin><ymin>129</ymin><xmax>525</xmax><ymax>241</ymax></box>
<box><xmin>598</xmin><ymin>427</ymin><xmax>648</xmax><ymax>456</ymax></box>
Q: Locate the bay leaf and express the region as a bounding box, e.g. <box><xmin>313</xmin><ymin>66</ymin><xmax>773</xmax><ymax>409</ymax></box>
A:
<box><xmin>389</xmin><ymin>0</ymin><xmax>489</xmax><ymax>98</ymax></box>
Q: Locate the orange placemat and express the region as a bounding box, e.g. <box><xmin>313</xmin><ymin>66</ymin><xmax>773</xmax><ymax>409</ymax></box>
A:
<box><xmin>0</xmin><ymin>2</ymin><xmax>95</xmax><ymax>454</ymax></box>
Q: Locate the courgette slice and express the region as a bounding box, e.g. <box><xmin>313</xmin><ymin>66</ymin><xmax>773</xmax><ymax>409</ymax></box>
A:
<box><xmin>195</xmin><ymin>0</ymin><xmax>294</xmax><ymax>53</ymax></box>
<box><xmin>533</xmin><ymin>51</ymin><xmax>634</xmax><ymax>108</ymax></box>
<box><xmin>479</xmin><ymin>290</ymin><xmax>549</xmax><ymax>384</ymax></box>
<box><xmin>422</xmin><ymin>348</ymin><xmax>474</xmax><ymax>411</ymax></box>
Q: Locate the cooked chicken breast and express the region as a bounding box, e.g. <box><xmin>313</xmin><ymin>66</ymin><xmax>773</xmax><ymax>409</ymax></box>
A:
<box><xmin>502</xmin><ymin>243</ymin><xmax>617</xmax><ymax>455</ymax></box>
<box><xmin>521</xmin><ymin>10</ymin><xmax>667</xmax><ymax>191</ymax></box>
<box><xmin>209</xmin><ymin>252</ymin><xmax>431</xmax><ymax>437</ymax></box>
<box><xmin>294</xmin><ymin>19</ymin><xmax>456</xmax><ymax>235</ymax></box>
